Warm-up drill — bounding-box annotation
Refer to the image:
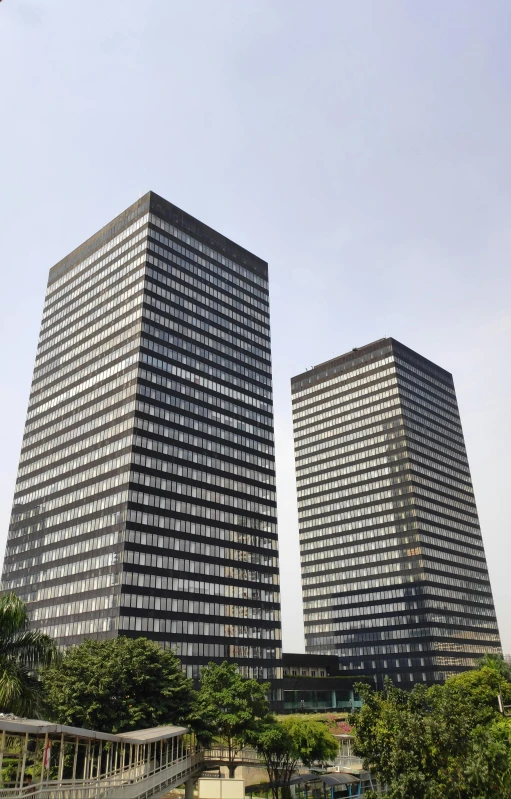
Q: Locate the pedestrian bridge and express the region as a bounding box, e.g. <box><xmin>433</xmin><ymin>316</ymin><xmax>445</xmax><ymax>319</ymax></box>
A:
<box><xmin>0</xmin><ymin>715</ymin><xmax>204</xmax><ymax>799</ymax></box>
<box><xmin>205</xmin><ymin>747</ymin><xmax>261</xmax><ymax>768</ymax></box>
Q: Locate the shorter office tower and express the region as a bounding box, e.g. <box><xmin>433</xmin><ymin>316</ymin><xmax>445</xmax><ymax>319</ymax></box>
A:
<box><xmin>292</xmin><ymin>338</ymin><xmax>501</xmax><ymax>684</ymax></box>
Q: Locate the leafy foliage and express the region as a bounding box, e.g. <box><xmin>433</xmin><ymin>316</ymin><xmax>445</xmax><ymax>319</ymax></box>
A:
<box><xmin>463</xmin><ymin>717</ymin><xmax>511</xmax><ymax>797</ymax></box>
<box><xmin>350</xmin><ymin>667</ymin><xmax>511</xmax><ymax>799</ymax></box>
<box><xmin>192</xmin><ymin>661</ymin><xmax>271</xmax><ymax>777</ymax></box>
<box><xmin>252</xmin><ymin>716</ymin><xmax>338</xmax><ymax>799</ymax></box>
<box><xmin>0</xmin><ymin>592</ymin><xmax>57</xmax><ymax>717</ymax></box>
<box><xmin>478</xmin><ymin>653</ymin><xmax>511</xmax><ymax>682</ymax></box>
<box><xmin>42</xmin><ymin>636</ymin><xmax>194</xmax><ymax>733</ymax></box>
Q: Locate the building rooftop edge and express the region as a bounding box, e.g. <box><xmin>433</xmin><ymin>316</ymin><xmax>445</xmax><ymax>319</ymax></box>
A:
<box><xmin>48</xmin><ymin>191</ymin><xmax>268</xmax><ymax>286</ymax></box>
<box><xmin>290</xmin><ymin>337</ymin><xmax>390</xmax><ymax>383</ymax></box>
<box><xmin>48</xmin><ymin>194</ymin><xmax>151</xmax><ymax>285</ymax></box>
<box><xmin>149</xmin><ymin>192</ymin><xmax>268</xmax><ymax>276</ymax></box>
<box><xmin>291</xmin><ymin>337</ymin><xmax>453</xmax><ymax>385</ymax></box>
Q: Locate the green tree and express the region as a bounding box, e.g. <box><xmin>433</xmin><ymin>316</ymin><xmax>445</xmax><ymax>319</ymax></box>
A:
<box><xmin>478</xmin><ymin>653</ymin><xmax>511</xmax><ymax>682</ymax></box>
<box><xmin>464</xmin><ymin>717</ymin><xmax>511</xmax><ymax>798</ymax></box>
<box><xmin>42</xmin><ymin>637</ymin><xmax>193</xmax><ymax>733</ymax></box>
<box><xmin>350</xmin><ymin>668</ymin><xmax>511</xmax><ymax>799</ymax></box>
<box><xmin>0</xmin><ymin>592</ymin><xmax>57</xmax><ymax>717</ymax></box>
<box><xmin>193</xmin><ymin>661</ymin><xmax>271</xmax><ymax>777</ymax></box>
<box><xmin>252</xmin><ymin>716</ymin><xmax>338</xmax><ymax>799</ymax></box>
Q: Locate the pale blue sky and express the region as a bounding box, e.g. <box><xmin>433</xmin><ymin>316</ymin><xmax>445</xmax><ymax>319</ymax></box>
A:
<box><xmin>1</xmin><ymin>0</ymin><xmax>510</xmax><ymax>653</ymax></box>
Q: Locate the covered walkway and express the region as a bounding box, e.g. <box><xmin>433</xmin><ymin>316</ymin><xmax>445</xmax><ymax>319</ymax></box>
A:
<box><xmin>0</xmin><ymin>715</ymin><xmax>203</xmax><ymax>799</ymax></box>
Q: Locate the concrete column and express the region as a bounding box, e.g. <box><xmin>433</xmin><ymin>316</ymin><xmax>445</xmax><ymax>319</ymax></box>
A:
<box><xmin>105</xmin><ymin>743</ymin><xmax>112</xmax><ymax>779</ymax></box>
<box><xmin>185</xmin><ymin>777</ymin><xmax>195</xmax><ymax>799</ymax></box>
<box><xmin>19</xmin><ymin>733</ymin><xmax>29</xmax><ymax>789</ymax></box>
<box><xmin>84</xmin><ymin>739</ymin><xmax>90</xmax><ymax>780</ymax></box>
<box><xmin>42</xmin><ymin>734</ymin><xmax>49</xmax><ymax>783</ymax></box>
<box><xmin>72</xmin><ymin>739</ymin><xmax>79</xmax><ymax>782</ymax></box>
<box><xmin>58</xmin><ymin>733</ymin><xmax>65</xmax><ymax>781</ymax></box>
<box><xmin>0</xmin><ymin>730</ymin><xmax>5</xmax><ymax>780</ymax></box>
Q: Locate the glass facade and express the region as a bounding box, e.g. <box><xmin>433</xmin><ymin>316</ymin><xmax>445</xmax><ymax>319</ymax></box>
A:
<box><xmin>282</xmin><ymin>688</ymin><xmax>361</xmax><ymax>712</ymax></box>
<box><xmin>292</xmin><ymin>338</ymin><xmax>501</xmax><ymax>684</ymax></box>
<box><xmin>2</xmin><ymin>192</ymin><xmax>281</xmax><ymax>680</ymax></box>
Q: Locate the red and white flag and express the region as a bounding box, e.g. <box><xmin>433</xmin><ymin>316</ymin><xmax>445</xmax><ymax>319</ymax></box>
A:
<box><xmin>43</xmin><ymin>741</ymin><xmax>51</xmax><ymax>770</ymax></box>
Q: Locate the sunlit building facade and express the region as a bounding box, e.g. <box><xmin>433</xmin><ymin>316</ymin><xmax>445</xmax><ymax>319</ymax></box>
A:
<box><xmin>292</xmin><ymin>338</ymin><xmax>501</xmax><ymax>684</ymax></box>
<box><xmin>2</xmin><ymin>192</ymin><xmax>281</xmax><ymax>680</ymax></box>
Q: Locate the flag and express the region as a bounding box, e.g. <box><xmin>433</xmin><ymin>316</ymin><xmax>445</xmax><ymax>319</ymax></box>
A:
<box><xmin>43</xmin><ymin>741</ymin><xmax>51</xmax><ymax>770</ymax></box>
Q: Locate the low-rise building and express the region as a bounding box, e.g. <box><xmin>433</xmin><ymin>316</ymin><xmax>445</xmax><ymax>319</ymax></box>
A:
<box><xmin>279</xmin><ymin>653</ymin><xmax>369</xmax><ymax>713</ymax></box>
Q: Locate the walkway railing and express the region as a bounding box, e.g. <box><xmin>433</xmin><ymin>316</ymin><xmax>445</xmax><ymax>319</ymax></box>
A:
<box><xmin>205</xmin><ymin>747</ymin><xmax>260</xmax><ymax>765</ymax></box>
<box><xmin>0</xmin><ymin>717</ymin><xmax>204</xmax><ymax>799</ymax></box>
<box><xmin>0</xmin><ymin>753</ymin><xmax>204</xmax><ymax>799</ymax></box>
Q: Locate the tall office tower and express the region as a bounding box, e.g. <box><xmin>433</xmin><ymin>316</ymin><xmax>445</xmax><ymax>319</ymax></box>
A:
<box><xmin>2</xmin><ymin>192</ymin><xmax>281</xmax><ymax>680</ymax></box>
<box><xmin>292</xmin><ymin>338</ymin><xmax>501</xmax><ymax>684</ymax></box>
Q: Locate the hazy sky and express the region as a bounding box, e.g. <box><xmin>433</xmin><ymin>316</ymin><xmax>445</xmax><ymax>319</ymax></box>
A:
<box><xmin>1</xmin><ymin>0</ymin><xmax>510</xmax><ymax>654</ymax></box>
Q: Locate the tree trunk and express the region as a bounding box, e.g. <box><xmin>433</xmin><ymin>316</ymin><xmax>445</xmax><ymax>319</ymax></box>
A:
<box><xmin>227</xmin><ymin>737</ymin><xmax>236</xmax><ymax>779</ymax></box>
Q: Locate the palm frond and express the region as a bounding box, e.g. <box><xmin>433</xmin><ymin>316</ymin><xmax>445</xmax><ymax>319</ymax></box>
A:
<box><xmin>0</xmin><ymin>593</ymin><xmax>29</xmax><ymax>642</ymax></box>
<box><xmin>4</xmin><ymin>630</ymin><xmax>58</xmax><ymax>668</ymax></box>
<box><xmin>0</xmin><ymin>593</ymin><xmax>58</xmax><ymax>717</ymax></box>
<box><xmin>0</xmin><ymin>657</ymin><xmax>42</xmax><ymax>718</ymax></box>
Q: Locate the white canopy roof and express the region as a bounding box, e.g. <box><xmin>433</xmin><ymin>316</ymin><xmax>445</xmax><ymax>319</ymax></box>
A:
<box><xmin>0</xmin><ymin>715</ymin><xmax>188</xmax><ymax>744</ymax></box>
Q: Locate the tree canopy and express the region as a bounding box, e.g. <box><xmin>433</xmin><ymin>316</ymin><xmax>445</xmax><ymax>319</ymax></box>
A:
<box><xmin>192</xmin><ymin>661</ymin><xmax>271</xmax><ymax>777</ymax></box>
<box><xmin>252</xmin><ymin>716</ymin><xmax>339</xmax><ymax>799</ymax></box>
<box><xmin>0</xmin><ymin>592</ymin><xmax>57</xmax><ymax>717</ymax></box>
<box><xmin>478</xmin><ymin>653</ymin><xmax>511</xmax><ymax>683</ymax></box>
<box><xmin>42</xmin><ymin>636</ymin><xmax>194</xmax><ymax>733</ymax></box>
<box><xmin>350</xmin><ymin>666</ymin><xmax>511</xmax><ymax>799</ymax></box>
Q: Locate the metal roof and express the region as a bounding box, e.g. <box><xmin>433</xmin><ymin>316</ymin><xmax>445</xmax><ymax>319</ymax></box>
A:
<box><xmin>117</xmin><ymin>726</ymin><xmax>189</xmax><ymax>743</ymax></box>
<box><xmin>0</xmin><ymin>716</ymin><xmax>188</xmax><ymax>744</ymax></box>
<box><xmin>316</xmin><ymin>773</ymin><xmax>360</xmax><ymax>786</ymax></box>
<box><xmin>246</xmin><ymin>772</ymin><xmax>360</xmax><ymax>793</ymax></box>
